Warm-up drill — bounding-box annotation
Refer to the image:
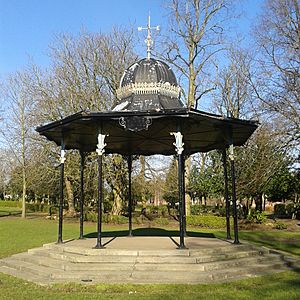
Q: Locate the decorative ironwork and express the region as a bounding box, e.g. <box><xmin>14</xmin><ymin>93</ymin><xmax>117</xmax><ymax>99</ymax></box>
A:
<box><xmin>138</xmin><ymin>13</ymin><xmax>160</xmax><ymax>60</ymax></box>
<box><xmin>116</xmin><ymin>82</ymin><xmax>181</xmax><ymax>100</ymax></box>
<box><xmin>60</xmin><ymin>149</ymin><xmax>66</xmax><ymax>164</ymax></box>
<box><xmin>96</xmin><ymin>133</ymin><xmax>108</xmax><ymax>156</ymax></box>
<box><xmin>119</xmin><ymin>116</ymin><xmax>152</xmax><ymax>132</ymax></box>
<box><xmin>170</xmin><ymin>131</ymin><xmax>184</xmax><ymax>155</ymax></box>
<box><xmin>229</xmin><ymin>144</ymin><xmax>234</xmax><ymax>161</ymax></box>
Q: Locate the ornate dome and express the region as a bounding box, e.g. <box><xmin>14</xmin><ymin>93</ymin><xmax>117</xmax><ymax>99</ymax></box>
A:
<box><xmin>113</xmin><ymin>58</ymin><xmax>183</xmax><ymax>111</ymax></box>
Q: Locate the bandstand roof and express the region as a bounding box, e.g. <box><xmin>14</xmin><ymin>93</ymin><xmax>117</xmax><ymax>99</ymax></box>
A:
<box><xmin>36</xmin><ymin>108</ymin><xmax>258</xmax><ymax>156</ymax></box>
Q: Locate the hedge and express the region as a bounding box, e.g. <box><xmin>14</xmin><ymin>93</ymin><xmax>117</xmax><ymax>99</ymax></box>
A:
<box><xmin>186</xmin><ymin>215</ymin><xmax>226</xmax><ymax>228</ymax></box>
<box><xmin>0</xmin><ymin>201</ymin><xmax>22</xmax><ymax>208</ymax></box>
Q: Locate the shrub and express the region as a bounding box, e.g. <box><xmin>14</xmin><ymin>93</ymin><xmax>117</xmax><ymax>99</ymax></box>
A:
<box><xmin>149</xmin><ymin>206</ymin><xmax>159</xmax><ymax>215</ymax></box>
<box><xmin>0</xmin><ymin>200</ymin><xmax>22</xmax><ymax>208</ymax></box>
<box><xmin>247</xmin><ymin>210</ymin><xmax>267</xmax><ymax>224</ymax></box>
<box><xmin>26</xmin><ymin>203</ymin><xmax>50</xmax><ymax>213</ymax></box>
<box><xmin>286</xmin><ymin>203</ymin><xmax>295</xmax><ymax>218</ymax></box>
<box><xmin>190</xmin><ymin>205</ymin><xmax>214</xmax><ymax>215</ymax></box>
<box><xmin>159</xmin><ymin>205</ymin><xmax>168</xmax><ymax>217</ymax></box>
<box><xmin>273</xmin><ymin>221</ymin><xmax>287</xmax><ymax>230</ymax></box>
<box><xmin>155</xmin><ymin>217</ymin><xmax>169</xmax><ymax>226</ymax></box>
<box><xmin>103</xmin><ymin>214</ymin><xmax>128</xmax><ymax>224</ymax></box>
<box><xmin>84</xmin><ymin>210</ymin><xmax>97</xmax><ymax>222</ymax></box>
<box><xmin>186</xmin><ymin>215</ymin><xmax>226</xmax><ymax>228</ymax></box>
<box><xmin>274</xmin><ymin>204</ymin><xmax>288</xmax><ymax>218</ymax></box>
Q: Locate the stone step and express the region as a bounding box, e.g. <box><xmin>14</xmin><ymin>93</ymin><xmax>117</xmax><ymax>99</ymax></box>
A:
<box><xmin>28</xmin><ymin>250</ymin><xmax>198</xmax><ymax>264</ymax></box>
<box><xmin>1</xmin><ymin>258</ymin><xmax>55</xmax><ymax>278</ymax></box>
<box><xmin>194</xmin><ymin>249</ymin><xmax>262</xmax><ymax>263</ymax></box>
<box><xmin>64</xmin><ymin>248</ymin><xmax>191</xmax><ymax>257</ymax></box>
<box><xmin>128</xmin><ymin>262</ymin><xmax>289</xmax><ymax>284</ymax></box>
<box><xmin>26</xmin><ymin>248</ymin><xmax>265</xmax><ymax>265</ymax></box>
<box><xmin>0</xmin><ymin>251</ymin><xmax>291</xmax><ymax>285</ymax></box>
<box><xmin>21</xmin><ymin>255</ymin><xmax>136</xmax><ymax>272</ymax></box>
<box><xmin>50</xmin><ymin>270</ymin><xmax>134</xmax><ymax>281</ymax></box>
<box><xmin>42</xmin><ymin>242</ymin><xmax>259</xmax><ymax>257</ymax></box>
<box><xmin>6</xmin><ymin>251</ymin><xmax>284</xmax><ymax>274</ymax></box>
<box><xmin>189</xmin><ymin>243</ymin><xmax>260</xmax><ymax>256</ymax></box>
<box><xmin>133</xmin><ymin>256</ymin><xmax>279</xmax><ymax>272</ymax></box>
<box><xmin>45</xmin><ymin>261</ymin><xmax>289</xmax><ymax>284</ymax></box>
<box><xmin>0</xmin><ymin>265</ymin><xmax>50</xmax><ymax>285</ymax></box>
<box><xmin>49</xmin><ymin>252</ymin><xmax>139</xmax><ymax>263</ymax></box>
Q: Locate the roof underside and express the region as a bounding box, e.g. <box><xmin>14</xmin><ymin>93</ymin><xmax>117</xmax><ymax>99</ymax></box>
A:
<box><xmin>36</xmin><ymin>109</ymin><xmax>258</xmax><ymax>156</ymax></box>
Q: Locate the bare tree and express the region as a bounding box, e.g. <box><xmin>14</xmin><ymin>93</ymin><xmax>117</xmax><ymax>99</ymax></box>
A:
<box><xmin>252</xmin><ymin>0</ymin><xmax>300</xmax><ymax>148</ymax></box>
<box><xmin>0</xmin><ymin>71</ymin><xmax>34</xmax><ymax>218</ymax></box>
<box><xmin>162</xmin><ymin>0</ymin><xmax>232</xmax><ymax>108</ymax></box>
<box><xmin>213</xmin><ymin>47</ymin><xmax>254</xmax><ymax>118</ymax></box>
<box><xmin>160</xmin><ymin>0</ymin><xmax>234</xmax><ymax>217</ymax></box>
<box><xmin>235</xmin><ymin>124</ymin><xmax>289</xmax><ymax>211</ymax></box>
<box><xmin>27</xmin><ymin>28</ymin><xmax>137</xmax><ymax>215</ymax></box>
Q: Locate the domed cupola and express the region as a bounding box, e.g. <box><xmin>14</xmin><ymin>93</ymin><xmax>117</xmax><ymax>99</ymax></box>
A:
<box><xmin>113</xmin><ymin>58</ymin><xmax>183</xmax><ymax>111</ymax></box>
<box><xmin>113</xmin><ymin>15</ymin><xmax>184</xmax><ymax>112</ymax></box>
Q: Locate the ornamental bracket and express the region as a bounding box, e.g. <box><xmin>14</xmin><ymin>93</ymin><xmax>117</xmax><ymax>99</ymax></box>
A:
<box><xmin>119</xmin><ymin>116</ymin><xmax>152</xmax><ymax>132</ymax></box>
<box><xmin>60</xmin><ymin>150</ymin><xmax>66</xmax><ymax>164</ymax></box>
<box><xmin>96</xmin><ymin>133</ymin><xmax>108</xmax><ymax>156</ymax></box>
<box><xmin>170</xmin><ymin>131</ymin><xmax>184</xmax><ymax>155</ymax></box>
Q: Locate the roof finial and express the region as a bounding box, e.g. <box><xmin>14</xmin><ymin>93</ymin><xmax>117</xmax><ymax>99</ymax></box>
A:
<box><xmin>138</xmin><ymin>13</ymin><xmax>160</xmax><ymax>60</ymax></box>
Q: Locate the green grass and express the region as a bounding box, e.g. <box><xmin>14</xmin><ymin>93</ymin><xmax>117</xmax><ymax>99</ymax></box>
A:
<box><xmin>0</xmin><ymin>216</ymin><xmax>300</xmax><ymax>299</ymax></box>
<box><xmin>0</xmin><ymin>269</ymin><xmax>299</xmax><ymax>299</ymax></box>
<box><xmin>0</xmin><ymin>207</ymin><xmax>22</xmax><ymax>217</ymax></box>
<box><xmin>238</xmin><ymin>231</ymin><xmax>300</xmax><ymax>257</ymax></box>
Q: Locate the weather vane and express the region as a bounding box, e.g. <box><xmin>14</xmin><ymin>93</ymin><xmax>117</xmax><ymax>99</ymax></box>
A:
<box><xmin>138</xmin><ymin>13</ymin><xmax>160</xmax><ymax>60</ymax></box>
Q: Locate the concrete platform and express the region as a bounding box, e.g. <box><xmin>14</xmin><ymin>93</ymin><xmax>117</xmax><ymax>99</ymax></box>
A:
<box><xmin>0</xmin><ymin>236</ymin><xmax>298</xmax><ymax>285</ymax></box>
<box><xmin>59</xmin><ymin>236</ymin><xmax>230</xmax><ymax>250</ymax></box>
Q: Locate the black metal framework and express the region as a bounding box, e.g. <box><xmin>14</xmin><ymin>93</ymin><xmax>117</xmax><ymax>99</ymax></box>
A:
<box><xmin>229</xmin><ymin>145</ymin><xmax>239</xmax><ymax>244</ymax></box>
<box><xmin>128</xmin><ymin>155</ymin><xmax>133</xmax><ymax>236</ymax></box>
<box><xmin>57</xmin><ymin>139</ymin><xmax>65</xmax><ymax>244</ymax></box>
<box><xmin>36</xmin><ymin>108</ymin><xmax>257</xmax><ymax>248</ymax></box>
<box><xmin>95</xmin><ymin>154</ymin><xmax>105</xmax><ymax>248</ymax></box>
<box><xmin>222</xmin><ymin>149</ymin><xmax>231</xmax><ymax>240</ymax></box>
<box><xmin>79</xmin><ymin>151</ymin><xmax>85</xmax><ymax>239</ymax></box>
<box><xmin>182</xmin><ymin>155</ymin><xmax>187</xmax><ymax>236</ymax></box>
<box><xmin>177</xmin><ymin>151</ymin><xmax>186</xmax><ymax>249</ymax></box>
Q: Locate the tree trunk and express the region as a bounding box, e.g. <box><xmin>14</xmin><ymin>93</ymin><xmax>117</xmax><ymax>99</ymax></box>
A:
<box><xmin>255</xmin><ymin>194</ymin><xmax>263</xmax><ymax>212</ymax></box>
<box><xmin>64</xmin><ymin>176</ymin><xmax>76</xmax><ymax>216</ymax></box>
<box><xmin>21</xmin><ymin>106</ymin><xmax>26</xmax><ymax>219</ymax></box>
<box><xmin>21</xmin><ymin>165</ymin><xmax>26</xmax><ymax>218</ymax></box>
<box><xmin>111</xmin><ymin>186</ymin><xmax>123</xmax><ymax>215</ymax></box>
<box><xmin>184</xmin><ymin>156</ymin><xmax>191</xmax><ymax>216</ymax></box>
<box><xmin>140</xmin><ymin>155</ymin><xmax>147</xmax><ymax>207</ymax></box>
<box><xmin>262</xmin><ymin>193</ymin><xmax>266</xmax><ymax>211</ymax></box>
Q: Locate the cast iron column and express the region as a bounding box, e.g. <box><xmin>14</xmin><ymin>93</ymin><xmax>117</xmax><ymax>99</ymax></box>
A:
<box><xmin>229</xmin><ymin>144</ymin><xmax>240</xmax><ymax>244</ymax></box>
<box><xmin>95</xmin><ymin>132</ymin><xmax>107</xmax><ymax>249</ymax></box>
<box><xmin>171</xmin><ymin>131</ymin><xmax>186</xmax><ymax>249</ymax></box>
<box><xmin>222</xmin><ymin>149</ymin><xmax>231</xmax><ymax>240</ymax></box>
<box><xmin>79</xmin><ymin>151</ymin><xmax>85</xmax><ymax>239</ymax></box>
<box><xmin>128</xmin><ymin>155</ymin><xmax>133</xmax><ymax>236</ymax></box>
<box><xmin>57</xmin><ymin>139</ymin><xmax>65</xmax><ymax>244</ymax></box>
<box><xmin>182</xmin><ymin>155</ymin><xmax>187</xmax><ymax>236</ymax></box>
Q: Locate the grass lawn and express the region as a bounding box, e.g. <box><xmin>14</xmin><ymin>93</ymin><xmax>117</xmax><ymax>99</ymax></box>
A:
<box><xmin>0</xmin><ymin>207</ymin><xmax>22</xmax><ymax>217</ymax></box>
<box><xmin>0</xmin><ymin>216</ymin><xmax>299</xmax><ymax>299</ymax></box>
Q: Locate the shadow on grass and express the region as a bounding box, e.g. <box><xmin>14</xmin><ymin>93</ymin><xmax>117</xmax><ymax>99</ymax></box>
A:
<box><xmin>84</xmin><ymin>227</ymin><xmax>215</xmax><ymax>239</ymax></box>
<box><xmin>0</xmin><ymin>211</ymin><xmax>21</xmax><ymax>218</ymax></box>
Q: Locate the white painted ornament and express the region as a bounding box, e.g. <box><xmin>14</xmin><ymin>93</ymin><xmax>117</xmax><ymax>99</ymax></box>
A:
<box><xmin>60</xmin><ymin>149</ymin><xmax>66</xmax><ymax>164</ymax></box>
<box><xmin>96</xmin><ymin>133</ymin><xmax>108</xmax><ymax>156</ymax></box>
<box><xmin>170</xmin><ymin>132</ymin><xmax>184</xmax><ymax>155</ymax></box>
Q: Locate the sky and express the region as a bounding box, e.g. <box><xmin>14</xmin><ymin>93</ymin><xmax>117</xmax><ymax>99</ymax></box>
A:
<box><xmin>0</xmin><ymin>0</ymin><xmax>263</xmax><ymax>80</ymax></box>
